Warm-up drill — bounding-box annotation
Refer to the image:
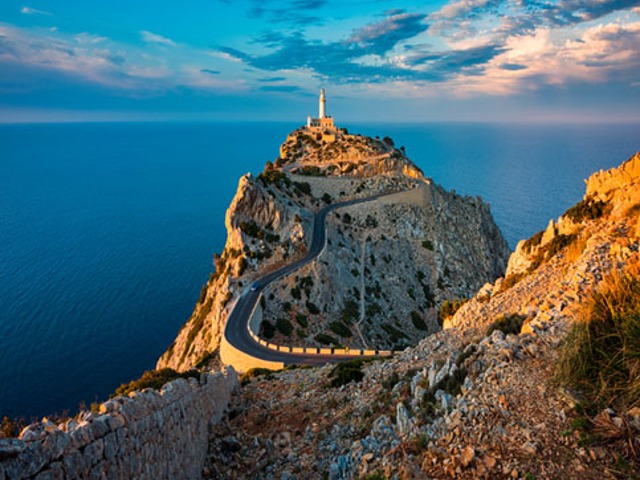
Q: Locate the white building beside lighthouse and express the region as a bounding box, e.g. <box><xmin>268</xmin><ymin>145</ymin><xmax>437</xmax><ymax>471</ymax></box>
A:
<box><xmin>307</xmin><ymin>88</ymin><xmax>336</xmax><ymax>131</ymax></box>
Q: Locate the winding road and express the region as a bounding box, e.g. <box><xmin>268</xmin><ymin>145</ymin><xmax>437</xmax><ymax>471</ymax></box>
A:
<box><xmin>223</xmin><ymin>188</ymin><xmax>408</xmax><ymax>367</ymax></box>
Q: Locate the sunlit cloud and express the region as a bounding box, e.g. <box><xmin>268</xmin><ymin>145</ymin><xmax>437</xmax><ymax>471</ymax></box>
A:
<box><xmin>21</xmin><ymin>6</ymin><xmax>52</xmax><ymax>16</ymax></box>
<box><xmin>140</xmin><ymin>30</ymin><xmax>176</xmax><ymax>47</ymax></box>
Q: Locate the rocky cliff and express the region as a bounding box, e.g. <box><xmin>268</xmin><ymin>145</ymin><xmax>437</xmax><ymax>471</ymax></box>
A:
<box><xmin>157</xmin><ymin>128</ymin><xmax>510</xmax><ymax>371</ymax></box>
<box><xmin>202</xmin><ymin>152</ymin><xmax>640</xmax><ymax>479</ymax></box>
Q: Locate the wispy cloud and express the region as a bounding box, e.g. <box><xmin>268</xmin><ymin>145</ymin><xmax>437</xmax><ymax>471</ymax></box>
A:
<box><xmin>214</xmin><ymin>11</ymin><xmax>431</xmax><ymax>83</ymax></box>
<box><xmin>248</xmin><ymin>0</ymin><xmax>328</xmax><ymax>26</ymax></box>
<box><xmin>258</xmin><ymin>76</ymin><xmax>287</xmax><ymax>82</ymax></box>
<box><xmin>0</xmin><ymin>24</ymin><xmax>245</xmax><ymax>95</ymax></box>
<box><xmin>21</xmin><ymin>6</ymin><xmax>52</xmax><ymax>16</ymax></box>
<box><xmin>140</xmin><ymin>30</ymin><xmax>176</xmax><ymax>47</ymax></box>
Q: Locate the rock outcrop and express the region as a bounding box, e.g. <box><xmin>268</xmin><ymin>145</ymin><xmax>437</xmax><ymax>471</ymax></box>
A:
<box><xmin>157</xmin><ymin>128</ymin><xmax>509</xmax><ymax>370</ymax></box>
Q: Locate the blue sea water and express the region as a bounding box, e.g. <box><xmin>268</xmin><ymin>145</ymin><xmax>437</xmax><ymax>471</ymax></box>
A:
<box><xmin>0</xmin><ymin>121</ymin><xmax>638</xmax><ymax>419</ymax></box>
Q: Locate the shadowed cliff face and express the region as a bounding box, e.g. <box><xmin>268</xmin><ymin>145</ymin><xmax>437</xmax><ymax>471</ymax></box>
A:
<box><xmin>157</xmin><ymin>130</ymin><xmax>510</xmax><ymax>371</ymax></box>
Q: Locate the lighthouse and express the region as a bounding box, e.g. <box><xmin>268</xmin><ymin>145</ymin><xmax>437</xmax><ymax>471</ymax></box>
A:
<box><xmin>307</xmin><ymin>88</ymin><xmax>335</xmax><ymax>131</ymax></box>
<box><xmin>319</xmin><ymin>88</ymin><xmax>326</xmax><ymax>118</ymax></box>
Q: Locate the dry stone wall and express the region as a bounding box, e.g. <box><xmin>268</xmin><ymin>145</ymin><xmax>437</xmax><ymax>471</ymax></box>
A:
<box><xmin>0</xmin><ymin>367</ymin><xmax>239</xmax><ymax>480</ymax></box>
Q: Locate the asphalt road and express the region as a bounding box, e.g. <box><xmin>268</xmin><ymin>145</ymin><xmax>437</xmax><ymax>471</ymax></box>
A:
<box><xmin>223</xmin><ymin>188</ymin><xmax>406</xmax><ymax>367</ymax></box>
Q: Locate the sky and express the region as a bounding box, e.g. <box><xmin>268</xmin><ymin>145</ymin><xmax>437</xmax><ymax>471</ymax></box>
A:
<box><xmin>1</xmin><ymin>0</ymin><xmax>639</xmax><ymax>123</ymax></box>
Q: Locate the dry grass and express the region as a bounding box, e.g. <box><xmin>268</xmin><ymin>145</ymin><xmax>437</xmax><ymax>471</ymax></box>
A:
<box><xmin>564</xmin><ymin>233</ymin><xmax>588</xmax><ymax>264</ymax></box>
<box><xmin>556</xmin><ymin>262</ymin><xmax>640</xmax><ymax>411</ymax></box>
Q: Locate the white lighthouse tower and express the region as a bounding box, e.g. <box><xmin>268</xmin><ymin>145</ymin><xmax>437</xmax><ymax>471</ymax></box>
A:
<box><xmin>307</xmin><ymin>88</ymin><xmax>335</xmax><ymax>131</ymax></box>
<box><xmin>319</xmin><ymin>88</ymin><xmax>326</xmax><ymax>119</ymax></box>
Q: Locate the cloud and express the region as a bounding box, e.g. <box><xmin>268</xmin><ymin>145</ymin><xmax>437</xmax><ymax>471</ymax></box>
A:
<box><xmin>0</xmin><ymin>24</ymin><xmax>244</xmax><ymax>95</ymax></box>
<box><xmin>541</xmin><ymin>0</ymin><xmax>640</xmax><ymax>26</ymax></box>
<box><xmin>74</xmin><ymin>33</ymin><xmax>107</xmax><ymax>45</ymax></box>
<box><xmin>258</xmin><ymin>76</ymin><xmax>287</xmax><ymax>82</ymax></box>
<box><xmin>348</xmin><ymin>13</ymin><xmax>428</xmax><ymax>55</ymax></box>
<box><xmin>140</xmin><ymin>30</ymin><xmax>176</xmax><ymax>47</ymax></box>
<box><xmin>207</xmin><ymin>49</ymin><xmax>246</xmax><ymax>63</ymax></box>
<box><xmin>449</xmin><ymin>20</ymin><xmax>640</xmax><ymax>95</ymax></box>
<box><xmin>220</xmin><ymin>11</ymin><xmax>431</xmax><ymax>83</ymax></box>
<box><xmin>247</xmin><ymin>0</ymin><xmax>327</xmax><ymax>26</ymax></box>
<box><xmin>259</xmin><ymin>85</ymin><xmax>301</xmax><ymax>92</ymax></box>
<box><xmin>21</xmin><ymin>6</ymin><xmax>52</xmax><ymax>16</ymax></box>
<box><xmin>432</xmin><ymin>0</ymin><xmax>501</xmax><ymax>20</ymax></box>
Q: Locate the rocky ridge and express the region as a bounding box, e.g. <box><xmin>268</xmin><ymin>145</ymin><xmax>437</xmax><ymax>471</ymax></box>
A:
<box><xmin>203</xmin><ymin>152</ymin><xmax>640</xmax><ymax>479</ymax></box>
<box><xmin>158</xmin><ymin>128</ymin><xmax>509</xmax><ymax>370</ymax></box>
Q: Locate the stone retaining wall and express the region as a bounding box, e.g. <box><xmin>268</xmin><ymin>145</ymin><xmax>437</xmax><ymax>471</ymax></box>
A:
<box><xmin>0</xmin><ymin>367</ymin><xmax>239</xmax><ymax>480</ymax></box>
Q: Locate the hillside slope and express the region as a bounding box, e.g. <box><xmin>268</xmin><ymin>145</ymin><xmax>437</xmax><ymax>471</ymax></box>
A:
<box><xmin>204</xmin><ymin>152</ymin><xmax>640</xmax><ymax>479</ymax></box>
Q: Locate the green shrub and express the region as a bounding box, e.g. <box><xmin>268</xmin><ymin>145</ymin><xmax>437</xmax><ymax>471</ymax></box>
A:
<box><xmin>239</xmin><ymin>220</ymin><xmax>262</xmax><ymax>238</ymax></box>
<box><xmin>342</xmin><ymin>213</ymin><xmax>352</xmax><ymax>224</ymax></box>
<box><xmin>314</xmin><ymin>333</ymin><xmax>338</xmax><ymax>345</ymax></box>
<box><xmin>293</xmin><ymin>181</ymin><xmax>312</xmax><ymax>195</ymax></box>
<box><xmin>422</xmin><ymin>239</ymin><xmax>434</xmax><ymax>250</ymax></box>
<box><xmin>381</xmin><ymin>323</ymin><xmax>408</xmax><ymax>343</ymax></box>
<box><xmin>564</xmin><ymin>196</ymin><xmax>609</xmax><ymax>223</ymax></box>
<box><xmin>291</xmin><ymin>287</ymin><xmax>302</xmax><ymax>300</ymax></box>
<box><xmin>411</xmin><ymin>311</ymin><xmax>428</xmax><ymax>330</ymax></box>
<box><xmin>241</xmin><ymin>367</ymin><xmax>276</xmax><ymax>385</ymax></box>
<box><xmin>258</xmin><ymin>169</ymin><xmax>289</xmax><ymax>188</ymax></box>
<box><xmin>341</xmin><ymin>299</ymin><xmax>359</xmax><ymax>324</ymax></box>
<box><xmin>328</xmin><ymin>359</ymin><xmax>368</xmax><ymax>388</ymax></box>
<box><xmin>114</xmin><ymin>368</ymin><xmax>199</xmax><ymax>397</ymax></box>
<box><xmin>556</xmin><ymin>267</ymin><xmax>640</xmax><ymax>410</ymax></box>
<box><xmin>438</xmin><ymin>298</ymin><xmax>468</xmax><ymax>325</ymax></box>
<box><xmin>329</xmin><ymin>321</ymin><xmax>353</xmax><ymax>337</ymax></box>
<box><xmin>544</xmin><ymin>233</ymin><xmax>578</xmax><ymax>259</ymax></box>
<box><xmin>322</xmin><ymin>192</ymin><xmax>332</xmax><ymax>204</ymax></box>
<box><xmin>276</xmin><ymin>318</ymin><xmax>293</xmax><ymax>336</ymax></box>
<box><xmin>261</xmin><ymin>319</ymin><xmax>275</xmax><ymax>339</ymax></box>
<box><xmin>366</xmin><ymin>303</ymin><xmax>382</xmax><ymax>317</ymax></box>
<box><xmin>487</xmin><ymin>314</ymin><xmax>526</xmax><ymax>336</ymax></box>
<box><xmin>295</xmin><ymin>313</ymin><xmax>309</xmax><ymax>328</ymax></box>
<box><xmin>306</xmin><ymin>301</ymin><xmax>321</xmax><ymax>315</ymax></box>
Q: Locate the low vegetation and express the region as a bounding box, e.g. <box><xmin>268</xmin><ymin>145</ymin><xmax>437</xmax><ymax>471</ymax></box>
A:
<box><xmin>487</xmin><ymin>314</ymin><xmax>526</xmax><ymax>336</ymax></box>
<box><xmin>276</xmin><ymin>318</ymin><xmax>293</xmax><ymax>336</ymax></box>
<box><xmin>327</xmin><ymin>358</ymin><xmax>371</xmax><ymax>388</ymax></box>
<box><xmin>261</xmin><ymin>319</ymin><xmax>275</xmax><ymax>339</ymax></box>
<box><xmin>564</xmin><ymin>196</ymin><xmax>610</xmax><ymax>223</ymax></box>
<box><xmin>329</xmin><ymin>321</ymin><xmax>353</xmax><ymax>338</ymax></box>
<box><xmin>114</xmin><ymin>368</ymin><xmax>199</xmax><ymax>397</ymax></box>
<box><xmin>240</xmin><ymin>367</ymin><xmax>276</xmax><ymax>385</ymax></box>
<box><xmin>522</xmin><ymin>230</ymin><xmax>544</xmax><ymax>252</ymax></box>
<box><xmin>422</xmin><ymin>239</ymin><xmax>434</xmax><ymax>250</ymax></box>
<box><xmin>438</xmin><ymin>298</ymin><xmax>468</xmax><ymax>325</ymax></box>
<box><xmin>314</xmin><ymin>333</ymin><xmax>339</xmax><ymax>346</ymax></box>
<box><xmin>556</xmin><ymin>265</ymin><xmax>640</xmax><ymax>410</ymax></box>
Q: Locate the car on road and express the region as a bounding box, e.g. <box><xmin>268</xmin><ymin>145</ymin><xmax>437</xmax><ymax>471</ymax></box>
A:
<box><xmin>250</xmin><ymin>282</ymin><xmax>260</xmax><ymax>291</ymax></box>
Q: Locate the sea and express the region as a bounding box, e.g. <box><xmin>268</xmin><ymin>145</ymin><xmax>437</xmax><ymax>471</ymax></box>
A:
<box><xmin>1</xmin><ymin>121</ymin><xmax>638</xmax><ymax>419</ymax></box>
